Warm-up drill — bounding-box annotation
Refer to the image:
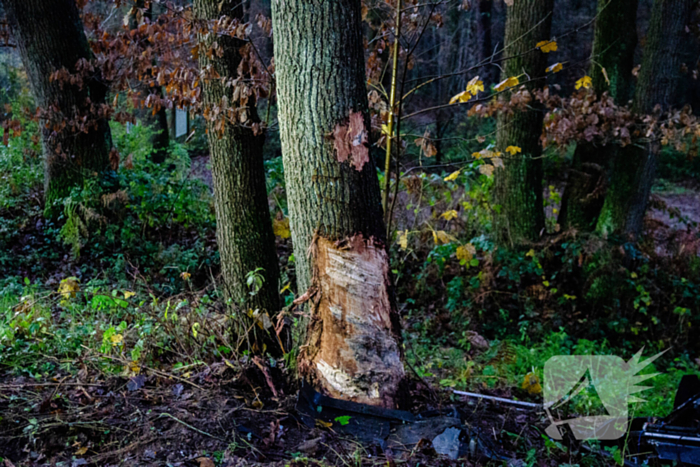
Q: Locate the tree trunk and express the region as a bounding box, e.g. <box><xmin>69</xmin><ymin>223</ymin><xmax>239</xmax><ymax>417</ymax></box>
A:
<box><xmin>193</xmin><ymin>0</ymin><xmax>281</xmax><ymax>323</ymax></box>
<box><xmin>272</xmin><ymin>0</ymin><xmax>404</xmax><ymax>407</ymax></box>
<box><xmin>476</xmin><ymin>0</ymin><xmax>495</xmax><ymax>82</ymax></box>
<box><xmin>3</xmin><ymin>0</ymin><xmax>113</xmax><ymax>216</ymax></box>
<box><xmin>558</xmin><ymin>0</ymin><xmax>637</xmax><ymax>232</ymax></box>
<box><xmin>129</xmin><ymin>0</ymin><xmax>170</xmax><ymax>164</ymax></box>
<box><xmin>596</xmin><ymin>0</ymin><xmax>694</xmax><ymax>237</ymax></box>
<box><xmin>493</xmin><ymin>0</ymin><xmax>553</xmax><ymax>247</ymax></box>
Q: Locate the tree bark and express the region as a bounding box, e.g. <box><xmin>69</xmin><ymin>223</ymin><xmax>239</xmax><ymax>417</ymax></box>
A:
<box><xmin>3</xmin><ymin>0</ymin><xmax>113</xmax><ymax>216</ymax></box>
<box><xmin>493</xmin><ymin>0</ymin><xmax>553</xmax><ymax>247</ymax></box>
<box><xmin>596</xmin><ymin>0</ymin><xmax>695</xmax><ymax>237</ymax></box>
<box><xmin>272</xmin><ymin>0</ymin><xmax>404</xmax><ymax>407</ymax></box>
<box><xmin>558</xmin><ymin>0</ymin><xmax>638</xmax><ymax>232</ymax></box>
<box><xmin>193</xmin><ymin>0</ymin><xmax>280</xmax><ymax>322</ymax></box>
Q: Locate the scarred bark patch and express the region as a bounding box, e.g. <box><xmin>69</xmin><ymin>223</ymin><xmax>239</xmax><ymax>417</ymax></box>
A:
<box><xmin>332</xmin><ymin>110</ymin><xmax>370</xmax><ymax>171</ymax></box>
<box><xmin>298</xmin><ymin>235</ymin><xmax>404</xmax><ymax>408</ymax></box>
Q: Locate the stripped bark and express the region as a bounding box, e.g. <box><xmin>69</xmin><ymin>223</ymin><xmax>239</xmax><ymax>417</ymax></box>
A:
<box><xmin>272</xmin><ymin>0</ymin><xmax>404</xmax><ymax>406</ymax></box>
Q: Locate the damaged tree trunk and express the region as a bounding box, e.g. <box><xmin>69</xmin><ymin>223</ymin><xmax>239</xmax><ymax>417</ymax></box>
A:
<box><xmin>271</xmin><ymin>0</ymin><xmax>404</xmax><ymax>407</ymax></box>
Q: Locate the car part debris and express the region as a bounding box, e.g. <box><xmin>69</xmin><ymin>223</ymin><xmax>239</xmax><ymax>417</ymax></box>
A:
<box><xmin>453</xmin><ymin>389</ymin><xmax>541</xmax><ymax>409</ymax></box>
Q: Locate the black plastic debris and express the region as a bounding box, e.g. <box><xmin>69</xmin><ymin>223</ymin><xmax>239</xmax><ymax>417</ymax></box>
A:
<box><xmin>631</xmin><ymin>375</ymin><xmax>700</xmax><ymax>465</ymax></box>
<box><xmin>296</xmin><ymin>383</ymin><xmax>510</xmax><ymax>462</ymax></box>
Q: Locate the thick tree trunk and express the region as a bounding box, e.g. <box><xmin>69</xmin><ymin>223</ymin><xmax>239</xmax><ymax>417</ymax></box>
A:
<box><xmin>3</xmin><ymin>0</ymin><xmax>113</xmax><ymax>216</ymax></box>
<box><xmin>193</xmin><ymin>0</ymin><xmax>280</xmax><ymax>321</ymax></box>
<box><xmin>272</xmin><ymin>0</ymin><xmax>404</xmax><ymax>407</ymax></box>
<box><xmin>558</xmin><ymin>0</ymin><xmax>637</xmax><ymax>232</ymax></box>
<box><xmin>129</xmin><ymin>0</ymin><xmax>170</xmax><ymax>164</ymax></box>
<box><xmin>493</xmin><ymin>0</ymin><xmax>553</xmax><ymax>247</ymax></box>
<box><xmin>596</xmin><ymin>0</ymin><xmax>694</xmax><ymax>237</ymax></box>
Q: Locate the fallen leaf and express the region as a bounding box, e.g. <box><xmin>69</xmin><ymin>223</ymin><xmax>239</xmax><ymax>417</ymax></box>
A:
<box><xmin>273</xmin><ymin>217</ymin><xmax>291</xmax><ymax>239</ymax></box>
<box><xmin>440</xmin><ymin>210</ymin><xmax>458</xmax><ymax>221</ymax></box>
<box><xmin>521</xmin><ymin>372</ymin><xmax>542</xmax><ymax>394</ymax></box>
<box><xmin>196</xmin><ymin>457</ymin><xmax>215</xmax><ymax>467</ymax></box>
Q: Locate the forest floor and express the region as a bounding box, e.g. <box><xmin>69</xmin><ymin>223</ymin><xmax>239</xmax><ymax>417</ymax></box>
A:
<box><xmin>2</xmin><ymin>155</ymin><xmax>699</xmax><ymax>466</ymax></box>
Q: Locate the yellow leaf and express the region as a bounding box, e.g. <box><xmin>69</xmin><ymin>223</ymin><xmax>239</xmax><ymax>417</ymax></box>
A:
<box><xmin>127</xmin><ymin>361</ymin><xmax>141</xmax><ymax>374</ymax></box>
<box><xmin>521</xmin><ymin>372</ymin><xmax>542</xmax><ymax>395</ymax></box>
<box><xmin>478</xmin><ymin>164</ymin><xmax>495</xmax><ymax>177</ymax></box>
<box><xmin>398</xmin><ymin>230</ymin><xmax>408</xmax><ymax>249</ymax></box>
<box><xmin>575</xmin><ymin>75</ymin><xmax>592</xmax><ymax>90</ymax></box>
<box><xmin>536</xmin><ymin>40</ymin><xmax>558</xmax><ymax>53</ymax></box>
<box><xmin>456</xmin><ymin>243</ymin><xmax>476</xmax><ymax>263</ymax></box>
<box><xmin>273</xmin><ymin>217</ymin><xmax>291</xmax><ymax>239</ymax></box>
<box><xmin>440</xmin><ymin>210</ymin><xmax>458</xmax><ymax>221</ymax></box>
<box><xmin>75</xmin><ymin>446</ymin><xmax>88</xmax><ymax>456</ymax></box>
<box><xmin>435</xmin><ymin>230</ymin><xmax>452</xmax><ymax>244</ymax></box>
<box><xmin>124</xmin><ymin>291</ymin><xmax>136</xmax><ymax>299</ymax></box>
<box><xmin>192</xmin><ymin>322</ymin><xmax>200</xmax><ymax>339</ymax></box>
<box><xmin>466</xmin><ymin>76</ymin><xmax>484</xmax><ymax>95</ymax></box>
<box><xmin>316</xmin><ymin>419</ymin><xmax>333</xmax><ymax>428</ymax></box>
<box><xmin>180</xmin><ymin>271</ymin><xmax>191</xmax><ymax>281</ymax></box>
<box><xmin>494</xmin><ymin>76</ymin><xmax>519</xmax><ymax>92</ymax></box>
<box><xmin>110</xmin><ymin>334</ymin><xmax>124</xmax><ymax>346</ymax></box>
<box><xmin>381</xmin><ymin>124</ymin><xmax>391</xmax><ymax>136</ymax></box>
<box><xmin>526</xmin><ymin>249</ymin><xmax>536</xmax><ymax>257</ymax></box>
<box><xmin>505</xmin><ymin>145</ymin><xmax>522</xmax><ymax>156</ymax></box>
<box><xmin>546</xmin><ymin>62</ymin><xmax>563</xmax><ymax>73</ymax></box>
<box><xmin>449</xmin><ymin>90</ymin><xmax>472</xmax><ymax>105</ymax></box>
<box><xmin>444</xmin><ymin>170</ymin><xmax>460</xmax><ymax>182</ymax></box>
<box><xmin>58</xmin><ymin>277</ymin><xmax>80</xmax><ymax>300</ymax></box>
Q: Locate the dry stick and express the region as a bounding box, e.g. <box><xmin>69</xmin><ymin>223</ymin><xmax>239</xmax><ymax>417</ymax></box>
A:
<box><xmin>382</xmin><ymin>0</ymin><xmax>402</xmax><ymax>229</ymax></box>
<box><xmin>386</xmin><ymin>2</ymin><xmax>438</xmax><ymax>238</ymax></box>
<box><xmin>157</xmin><ymin>412</ymin><xmax>227</xmax><ymax>442</ymax></box>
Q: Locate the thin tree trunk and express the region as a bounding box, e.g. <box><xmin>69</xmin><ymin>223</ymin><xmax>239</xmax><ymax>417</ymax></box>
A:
<box><xmin>272</xmin><ymin>0</ymin><xmax>404</xmax><ymax>407</ymax></box>
<box><xmin>3</xmin><ymin>0</ymin><xmax>113</xmax><ymax>216</ymax></box>
<box><xmin>596</xmin><ymin>0</ymin><xmax>695</xmax><ymax>237</ymax></box>
<box><xmin>193</xmin><ymin>0</ymin><xmax>281</xmax><ymax>326</ymax></box>
<box><xmin>558</xmin><ymin>0</ymin><xmax>637</xmax><ymax>232</ymax></box>
<box><xmin>477</xmin><ymin>0</ymin><xmax>495</xmax><ymax>82</ymax></box>
<box><xmin>493</xmin><ymin>0</ymin><xmax>553</xmax><ymax>247</ymax></box>
<box><xmin>129</xmin><ymin>0</ymin><xmax>170</xmax><ymax>163</ymax></box>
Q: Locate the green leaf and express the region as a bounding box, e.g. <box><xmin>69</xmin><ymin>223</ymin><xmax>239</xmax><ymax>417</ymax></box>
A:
<box><xmin>334</xmin><ymin>415</ymin><xmax>351</xmax><ymax>426</ymax></box>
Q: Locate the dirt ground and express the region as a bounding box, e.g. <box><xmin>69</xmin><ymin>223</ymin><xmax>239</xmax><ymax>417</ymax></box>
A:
<box><xmin>0</xmin><ymin>363</ymin><xmax>560</xmax><ymax>467</ymax></box>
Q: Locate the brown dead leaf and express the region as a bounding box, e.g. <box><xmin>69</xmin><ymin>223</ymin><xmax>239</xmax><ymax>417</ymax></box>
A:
<box><xmin>196</xmin><ymin>457</ymin><xmax>215</xmax><ymax>467</ymax></box>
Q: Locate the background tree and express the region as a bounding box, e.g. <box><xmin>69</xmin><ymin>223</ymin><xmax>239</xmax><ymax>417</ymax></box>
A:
<box><xmin>128</xmin><ymin>0</ymin><xmax>170</xmax><ymax>164</ymax></box>
<box><xmin>493</xmin><ymin>0</ymin><xmax>554</xmax><ymax>247</ymax></box>
<box><xmin>193</xmin><ymin>0</ymin><xmax>281</xmax><ymax>322</ymax></box>
<box><xmin>596</xmin><ymin>0</ymin><xmax>696</xmax><ymax>237</ymax></box>
<box><xmin>558</xmin><ymin>0</ymin><xmax>638</xmax><ymax>231</ymax></box>
<box><xmin>272</xmin><ymin>0</ymin><xmax>404</xmax><ymax>407</ymax></box>
<box><xmin>3</xmin><ymin>0</ymin><xmax>114</xmax><ymax>216</ymax></box>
